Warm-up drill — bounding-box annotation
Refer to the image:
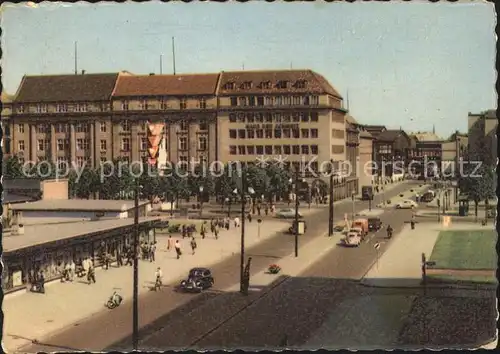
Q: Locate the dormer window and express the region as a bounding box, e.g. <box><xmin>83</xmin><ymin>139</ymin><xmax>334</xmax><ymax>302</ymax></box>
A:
<box><xmin>278</xmin><ymin>81</ymin><xmax>289</xmax><ymax>89</ymax></box>
<box><xmin>225</xmin><ymin>82</ymin><xmax>236</xmax><ymax>90</ymax></box>
<box><xmin>261</xmin><ymin>81</ymin><xmax>272</xmax><ymax>89</ymax></box>
<box><xmin>295</xmin><ymin>80</ymin><xmax>307</xmax><ymax>89</ymax></box>
<box><xmin>241</xmin><ymin>81</ymin><xmax>253</xmax><ymax>90</ymax></box>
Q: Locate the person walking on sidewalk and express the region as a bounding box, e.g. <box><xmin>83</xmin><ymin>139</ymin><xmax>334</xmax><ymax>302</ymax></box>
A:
<box><xmin>190</xmin><ymin>237</ymin><xmax>197</xmax><ymax>255</ymax></box>
<box><xmin>247</xmin><ymin>213</ymin><xmax>252</xmax><ymax>223</ymax></box>
<box><xmin>386</xmin><ymin>224</ymin><xmax>393</xmax><ymax>239</ymax></box>
<box><xmin>87</xmin><ymin>264</ymin><xmax>96</xmax><ymax>284</ymax></box>
<box><xmin>154</xmin><ymin>267</ymin><xmax>163</xmax><ymax>291</ymax></box>
<box><xmin>175</xmin><ymin>240</ymin><xmax>182</xmax><ymax>259</ymax></box>
<box><xmin>201</xmin><ymin>222</ymin><xmax>206</xmax><ymax>239</ymax></box>
<box><xmin>182</xmin><ymin>224</ymin><xmax>187</xmax><ymax>239</ymax></box>
<box><xmin>234</xmin><ymin>216</ymin><xmax>240</xmax><ymax>228</ymax></box>
<box><xmin>69</xmin><ymin>259</ymin><xmax>75</xmax><ymax>281</ymax></box>
<box><xmin>150</xmin><ymin>242</ymin><xmax>156</xmax><ymax>262</ymax></box>
<box><xmin>265</xmin><ymin>204</ymin><xmax>269</xmax><ymax>216</ymax></box>
<box><xmin>214</xmin><ymin>226</ymin><xmax>219</xmax><ymax>240</ymax></box>
<box><xmin>167</xmin><ymin>235</ymin><xmax>174</xmax><ymax>251</ymax></box>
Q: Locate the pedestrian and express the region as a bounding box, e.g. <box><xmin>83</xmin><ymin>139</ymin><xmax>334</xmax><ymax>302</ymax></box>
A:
<box><xmin>234</xmin><ymin>216</ymin><xmax>240</xmax><ymax>228</ymax></box>
<box><xmin>154</xmin><ymin>267</ymin><xmax>163</xmax><ymax>291</ymax></box>
<box><xmin>182</xmin><ymin>224</ymin><xmax>187</xmax><ymax>239</ymax></box>
<box><xmin>265</xmin><ymin>205</ymin><xmax>269</xmax><ymax>216</ymax></box>
<box><xmin>104</xmin><ymin>253</ymin><xmax>110</xmax><ymax>270</ymax></box>
<box><xmin>190</xmin><ymin>237</ymin><xmax>197</xmax><ymax>255</ymax></box>
<box><xmin>225</xmin><ymin>218</ymin><xmax>230</xmax><ymax>230</ymax></box>
<box><xmin>63</xmin><ymin>262</ymin><xmax>71</xmax><ymax>282</ymax></box>
<box><xmin>117</xmin><ymin>251</ymin><xmax>123</xmax><ymax>267</ymax></box>
<box><xmin>37</xmin><ymin>271</ymin><xmax>45</xmax><ymax>293</ymax></box>
<box><xmin>87</xmin><ymin>264</ymin><xmax>96</xmax><ymax>284</ymax></box>
<box><xmin>167</xmin><ymin>235</ymin><xmax>174</xmax><ymax>251</ymax></box>
<box><xmin>69</xmin><ymin>259</ymin><xmax>75</xmax><ymax>281</ymax></box>
<box><xmin>271</xmin><ymin>204</ymin><xmax>276</xmax><ymax>214</ymax></box>
<box><xmin>175</xmin><ymin>240</ymin><xmax>182</xmax><ymax>259</ymax></box>
<box><xmin>201</xmin><ymin>222</ymin><xmax>206</xmax><ymax>239</ymax></box>
<box><xmin>257</xmin><ymin>204</ymin><xmax>261</xmax><ymax>216</ymax></box>
<box><xmin>150</xmin><ymin>242</ymin><xmax>156</xmax><ymax>262</ymax></box>
<box><xmin>214</xmin><ymin>227</ymin><xmax>219</xmax><ymax>240</ymax></box>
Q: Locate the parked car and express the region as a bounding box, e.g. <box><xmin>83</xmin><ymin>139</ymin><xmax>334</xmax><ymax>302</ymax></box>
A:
<box><xmin>368</xmin><ymin>217</ymin><xmax>382</xmax><ymax>231</ymax></box>
<box><xmin>276</xmin><ymin>208</ymin><xmax>302</xmax><ymax>219</ymax></box>
<box><xmin>395</xmin><ymin>200</ymin><xmax>418</xmax><ymax>209</ymax></box>
<box><xmin>179</xmin><ymin>267</ymin><xmax>214</xmax><ymax>293</ymax></box>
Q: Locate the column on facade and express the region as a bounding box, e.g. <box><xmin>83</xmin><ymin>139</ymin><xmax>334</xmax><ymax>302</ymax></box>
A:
<box><xmin>208</xmin><ymin>117</ymin><xmax>217</xmax><ymax>164</ymax></box>
<box><xmin>70</xmin><ymin>122</ymin><xmax>76</xmax><ymax>165</ymax></box>
<box><xmin>50</xmin><ymin>123</ymin><xmax>57</xmax><ymax>164</ymax></box>
<box><xmin>130</xmin><ymin>120</ymin><xmax>139</xmax><ymax>163</ymax></box>
<box><xmin>29</xmin><ymin>124</ymin><xmax>37</xmax><ymax>162</ymax></box>
<box><xmin>169</xmin><ymin>120</ymin><xmax>179</xmax><ymax>164</ymax></box>
<box><xmin>90</xmin><ymin>121</ymin><xmax>96</xmax><ymax>169</ymax></box>
<box><xmin>188</xmin><ymin>117</ymin><xmax>197</xmax><ymax>163</ymax></box>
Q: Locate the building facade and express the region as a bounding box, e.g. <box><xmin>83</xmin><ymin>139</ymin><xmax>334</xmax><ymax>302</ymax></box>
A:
<box><xmin>468</xmin><ymin>110</ymin><xmax>497</xmax><ymax>166</ymax></box>
<box><xmin>7</xmin><ymin>70</ymin><xmax>351</xmax><ymax>188</ymax></box>
<box><xmin>216</xmin><ymin>70</ymin><xmax>348</xmax><ymax>176</ymax></box>
<box><xmin>1</xmin><ymin>91</ymin><xmax>13</xmax><ymax>158</ymax></box>
<box><xmin>372</xmin><ymin>129</ymin><xmax>412</xmax><ymax>178</ymax></box>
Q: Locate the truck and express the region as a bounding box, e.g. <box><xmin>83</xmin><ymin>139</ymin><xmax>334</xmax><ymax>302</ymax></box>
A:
<box><xmin>352</xmin><ymin>218</ymin><xmax>369</xmax><ymax>237</ymax></box>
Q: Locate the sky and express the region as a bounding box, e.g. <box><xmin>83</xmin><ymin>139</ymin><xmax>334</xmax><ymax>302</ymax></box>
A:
<box><xmin>1</xmin><ymin>1</ymin><xmax>496</xmax><ymax>138</ymax></box>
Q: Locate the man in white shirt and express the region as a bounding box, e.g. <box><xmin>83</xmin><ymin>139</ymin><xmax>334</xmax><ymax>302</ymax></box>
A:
<box><xmin>155</xmin><ymin>267</ymin><xmax>163</xmax><ymax>290</ymax></box>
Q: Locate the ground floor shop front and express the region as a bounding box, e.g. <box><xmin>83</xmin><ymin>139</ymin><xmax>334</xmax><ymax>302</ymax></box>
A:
<box><xmin>2</xmin><ymin>220</ymin><xmax>160</xmax><ymax>294</ymax></box>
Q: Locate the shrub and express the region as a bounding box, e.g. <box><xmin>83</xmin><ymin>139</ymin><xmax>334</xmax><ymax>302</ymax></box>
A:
<box><xmin>268</xmin><ymin>264</ymin><xmax>281</xmax><ymax>274</ymax></box>
<box><xmin>386</xmin><ymin>200</ymin><xmax>392</xmax><ymax>204</ymax></box>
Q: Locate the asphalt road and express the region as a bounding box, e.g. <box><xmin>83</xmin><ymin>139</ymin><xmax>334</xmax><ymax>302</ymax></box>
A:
<box><xmin>20</xmin><ymin>182</ymin><xmax>417</xmax><ymax>352</ymax></box>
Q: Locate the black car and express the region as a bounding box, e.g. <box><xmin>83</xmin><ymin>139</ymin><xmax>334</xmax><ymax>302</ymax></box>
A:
<box><xmin>368</xmin><ymin>217</ymin><xmax>382</xmax><ymax>231</ymax></box>
<box><xmin>179</xmin><ymin>267</ymin><xmax>214</xmax><ymax>292</ymax></box>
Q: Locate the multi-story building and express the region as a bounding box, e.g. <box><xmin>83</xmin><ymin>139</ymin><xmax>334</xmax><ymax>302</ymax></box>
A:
<box><xmin>7</xmin><ymin>70</ymin><xmax>351</xmax><ymax>196</ymax></box>
<box><xmin>9</xmin><ymin>72</ymin><xmax>123</xmax><ymax>168</ymax></box>
<box><xmin>468</xmin><ymin>110</ymin><xmax>497</xmax><ymax>166</ymax></box>
<box><xmin>372</xmin><ymin>129</ymin><xmax>412</xmax><ymax>177</ymax></box>
<box><xmin>1</xmin><ymin>91</ymin><xmax>14</xmax><ymax>158</ymax></box>
<box><xmin>216</xmin><ymin>70</ymin><xmax>348</xmax><ymax>173</ymax></box>
<box><xmin>111</xmin><ymin>73</ymin><xmax>220</xmax><ymax>166</ymax></box>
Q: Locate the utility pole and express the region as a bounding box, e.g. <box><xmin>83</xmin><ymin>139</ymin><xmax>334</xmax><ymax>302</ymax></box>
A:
<box><xmin>160</xmin><ymin>54</ymin><xmax>163</xmax><ymax>74</ymax></box>
<box><xmin>294</xmin><ymin>167</ymin><xmax>300</xmax><ymax>257</ymax></box>
<box><xmin>74</xmin><ymin>41</ymin><xmax>78</xmax><ymax>75</ymax></box>
<box><xmin>132</xmin><ymin>179</ymin><xmax>140</xmax><ymax>350</ymax></box>
<box><xmin>172</xmin><ymin>37</ymin><xmax>176</xmax><ymax>75</ymax></box>
<box><xmin>240</xmin><ymin>172</ymin><xmax>246</xmax><ymax>294</ymax></box>
<box><xmin>328</xmin><ymin>160</ymin><xmax>334</xmax><ymax>236</ymax></box>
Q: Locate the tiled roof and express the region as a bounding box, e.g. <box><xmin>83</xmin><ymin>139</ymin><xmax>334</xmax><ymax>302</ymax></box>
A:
<box><xmin>345</xmin><ymin>115</ymin><xmax>358</xmax><ymax>125</ymax></box>
<box><xmin>14</xmin><ymin>73</ymin><xmax>120</xmax><ymax>103</ymax></box>
<box><xmin>113</xmin><ymin>74</ymin><xmax>220</xmax><ymax>97</ymax></box>
<box><xmin>410</xmin><ymin>132</ymin><xmax>442</xmax><ymax>142</ymax></box>
<box><xmin>1</xmin><ymin>91</ymin><xmax>14</xmax><ymax>103</ymax></box>
<box><xmin>376</xmin><ymin>129</ymin><xmax>404</xmax><ymax>142</ymax></box>
<box><xmin>217</xmin><ymin>69</ymin><xmax>342</xmax><ymax>98</ymax></box>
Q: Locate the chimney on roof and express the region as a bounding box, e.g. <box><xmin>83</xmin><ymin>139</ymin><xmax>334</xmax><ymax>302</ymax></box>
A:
<box><xmin>81</xmin><ymin>70</ymin><xmax>85</xmax><ymax>75</ymax></box>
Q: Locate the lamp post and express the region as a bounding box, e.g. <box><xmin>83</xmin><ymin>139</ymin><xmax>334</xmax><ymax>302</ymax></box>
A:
<box><xmin>351</xmin><ymin>190</ymin><xmax>356</xmax><ymax>222</ymax></box>
<box><xmin>225</xmin><ymin>197</ymin><xmax>230</xmax><ymax>217</ymax></box>
<box><xmin>238</xmin><ymin>175</ymin><xmax>255</xmax><ymax>295</ymax></box>
<box><xmin>199</xmin><ymin>186</ymin><xmax>204</xmax><ymax>217</ymax></box>
<box><xmin>132</xmin><ymin>180</ymin><xmax>143</xmax><ymax>350</ymax></box>
<box><xmin>328</xmin><ymin>160</ymin><xmax>335</xmax><ymax>236</ymax></box>
<box><xmin>289</xmin><ymin>169</ymin><xmax>302</xmax><ymax>258</ymax></box>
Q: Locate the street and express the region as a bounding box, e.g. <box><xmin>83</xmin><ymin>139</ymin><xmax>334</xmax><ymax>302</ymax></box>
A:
<box><xmin>21</xmin><ymin>182</ymin><xmax>420</xmax><ymax>352</ymax></box>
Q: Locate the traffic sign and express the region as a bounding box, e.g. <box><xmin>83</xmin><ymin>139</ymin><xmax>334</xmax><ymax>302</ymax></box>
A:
<box><xmin>374</xmin><ymin>242</ymin><xmax>381</xmax><ymax>250</ymax></box>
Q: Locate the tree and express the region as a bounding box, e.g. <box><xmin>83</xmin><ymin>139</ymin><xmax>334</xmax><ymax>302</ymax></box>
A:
<box><xmin>69</xmin><ymin>167</ymin><xmax>99</xmax><ymax>199</ymax></box>
<box><xmin>458</xmin><ymin>163</ymin><xmax>495</xmax><ymax>221</ymax></box>
<box><xmin>264</xmin><ymin>164</ymin><xmax>292</xmax><ymax>203</ymax></box>
<box><xmin>2</xmin><ymin>155</ymin><xmax>24</xmax><ymax>178</ymax></box>
<box><xmin>96</xmin><ymin>158</ymin><xmax>135</xmax><ymax>199</ymax></box>
<box><xmin>188</xmin><ymin>165</ymin><xmax>215</xmax><ymax>202</ymax></box>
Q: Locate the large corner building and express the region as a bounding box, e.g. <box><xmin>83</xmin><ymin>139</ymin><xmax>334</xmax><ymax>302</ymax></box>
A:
<box><xmin>4</xmin><ymin>69</ymin><xmax>362</xmax><ymax>194</ymax></box>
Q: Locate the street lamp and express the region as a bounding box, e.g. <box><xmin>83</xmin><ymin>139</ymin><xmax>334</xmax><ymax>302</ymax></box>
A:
<box><xmin>289</xmin><ymin>170</ymin><xmax>303</xmax><ymax>257</ymax></box>
<box><xmin>199</xmin><ymin>186</ymin><xmax>204</xmax><ymax>217</ymax></box>
<box><xmin>237</xmin><ymin>175</ymin><xmax>255</xmax><ymax>295</ymax></box>
<box><xmin>351</xmin><ymin>190</ymin><xmax>356</xmax><ymax>222</ymax></box>
<box><xmin>225</xmin><ymin>197</ymin><xmax>231</xmax><ymax>217</ymax></box>
<box><xmin>132</xmin><ymin>180</ymin><xmax>143</xmax><ymax>350</ymax></box>
<box><xmin>328</xmin><ymin>160</ymin><xmax>335</xmax><ymax>236</ymax></box>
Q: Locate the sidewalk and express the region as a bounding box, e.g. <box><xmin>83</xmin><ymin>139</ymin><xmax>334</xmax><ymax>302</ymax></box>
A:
<box><xmin>224</xmin><ymin>231</ymin><xmax>345</xmax><ymax>292</ymax></box>
<box><xmin>360</xmin><ymin>222</ymin><xmax>497</xmax><ymax>288</ymax></box>
<box><xmin>1</xmin><ymin>218</ymin><xmax>290</xmax><ymax>353</ymax></box>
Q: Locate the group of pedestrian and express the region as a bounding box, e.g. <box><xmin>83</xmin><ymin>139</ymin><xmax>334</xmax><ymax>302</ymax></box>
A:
<box><xmin>140</xmin><ymin>241</ymin><xmax>157</xmax><ymax>262</ymax></box>
<box><xmin>61</xmin><ymin>260</ymin><xmax>76</xmax><ymax>282</ymax></box>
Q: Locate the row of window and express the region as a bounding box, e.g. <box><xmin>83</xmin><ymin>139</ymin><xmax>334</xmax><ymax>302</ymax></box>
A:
<box><xmin>16</xmin><ymin>121</ymin><xmax>209</xmax><ymax>135</ymax></box>
<box><xmin>223</xmin><ymin>79</ymin><xmax>308</xmax><ymax>91</ymax></box>
<box><xmin>229</xmin><ymin>128</ymin><xmax>319</xmax><ymax>140</ymax></box>
<box><xmin>16</xmin><ymin>103</ymin><xmax>110</xmax><ymax>114</ymax></box>
<box><xmin>229</xmin><ymin>95</ymin><xmax>320</xmax><ymax>107</ymax></box>
<box><xmin>229</xmin><ymin>145</ymin><xmax>319</xmax><ymax>156</ymax></box>
<box><xmin>120</xmin><ymin>98</ymin><xmax>207</xmax><ymax>111</ymax></box>
<box><xmin>229</xmin><ymin>111</ymin><xmax>319</xmax><ymax>123</ymax></box>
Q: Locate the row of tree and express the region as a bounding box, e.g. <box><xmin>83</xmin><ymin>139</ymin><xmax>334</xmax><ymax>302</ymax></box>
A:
<box><xmin>2</xmin><ymin>156</ymin><xmax>329</xmax><ymax>205</ymax></box>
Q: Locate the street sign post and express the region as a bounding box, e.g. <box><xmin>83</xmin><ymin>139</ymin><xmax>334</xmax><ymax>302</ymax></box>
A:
<box><xmin>374</xmin><ymin>242</ymin><xmax>381</xmax><ymax>269</ymax></box>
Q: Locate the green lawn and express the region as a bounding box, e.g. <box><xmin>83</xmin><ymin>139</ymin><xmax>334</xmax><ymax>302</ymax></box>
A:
<box><xmin>426</xmin><ymin>274</ymin><xmax>498</xmax><ymax>285</ymax></box>
<box><xmin>429</xmin><ymin>230</ymin><xmax>497</xmax><ymax>270</ymax></box>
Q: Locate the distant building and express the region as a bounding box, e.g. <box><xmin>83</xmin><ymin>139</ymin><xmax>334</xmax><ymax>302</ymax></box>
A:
<box><xmin>468</xmin><ymin>110</ymin><xmax>497</xmax><ymax>166</ymax></box>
